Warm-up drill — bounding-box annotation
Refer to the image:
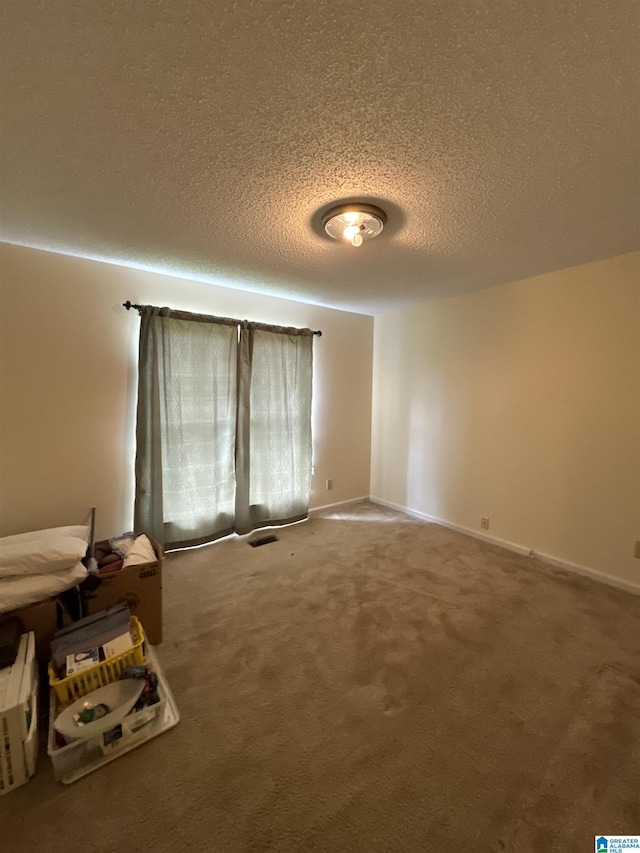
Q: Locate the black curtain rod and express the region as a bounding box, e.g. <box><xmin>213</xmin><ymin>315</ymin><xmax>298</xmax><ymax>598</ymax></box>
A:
<box><xmin>123</xmin><ymin>301</ymin><xmax>322</xmax><ymax>336</ymax></box>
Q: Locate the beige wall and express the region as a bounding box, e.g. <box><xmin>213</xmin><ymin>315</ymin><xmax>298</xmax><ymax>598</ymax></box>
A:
<box><xmin>371</xmin><ymin>253</ymin><xmax>640</xmax><ymax>587</ymax></box>
<box><xmin>0</xmin><ymin>244</ymin><xmax>373</xmax><ymax>540</ymax></box>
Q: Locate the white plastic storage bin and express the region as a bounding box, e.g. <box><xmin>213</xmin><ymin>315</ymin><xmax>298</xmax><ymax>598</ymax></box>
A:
<box><xmin>48</xmin><ymin>644</ymin><xmax>179</xmax><ymax>784</ymax></box>
<box><xmin>0</xmin><ymin>632</ymin><xmax>39</xmax><ymax>795</ymax></box>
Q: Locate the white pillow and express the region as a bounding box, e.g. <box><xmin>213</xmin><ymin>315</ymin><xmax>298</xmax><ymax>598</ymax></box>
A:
<box><xmin>0</xmin><ymin>525</ymin><xmax>89</xmax><ymax>546</ymax></box>
<box><xmin>122</xmin><ymin>534</ymin><xmax>156</xmax><ymax>568</ymax></box>
<box><xmin>0</xmin><ymin>526</ymin><xmax>89</xmax><ymax>577</ymax></box>
<box><xmin>0</xmin><ymin>561</ymin><xmax>88</xmax><ymax>614</ymax></box>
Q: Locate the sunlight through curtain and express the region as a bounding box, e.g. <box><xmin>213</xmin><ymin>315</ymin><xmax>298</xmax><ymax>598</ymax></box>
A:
<box><xmin>235</xmin><ymin>324</ymin><xmax>313</xmax><ymax>534</ymax></box>
<box><xmin>134</xmin><ymin>307</ymin><xmax>314</xmax><ymax>549</ymax></box>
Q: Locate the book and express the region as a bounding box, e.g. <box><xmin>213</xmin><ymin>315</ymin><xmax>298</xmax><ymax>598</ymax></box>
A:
<box><xmin>65</xmin><ymin>647</ymin><xmax>101</xmax><ymax>676</ymax></box>
<box><xmin>102</xmin><ymin>630</ymin><xmax>133</xmax><ymax>660</ymax></box>
<box><xmin>52</xmin><ymin>605</ymin><xmax>131</xmax><ymax>670</ymax></box>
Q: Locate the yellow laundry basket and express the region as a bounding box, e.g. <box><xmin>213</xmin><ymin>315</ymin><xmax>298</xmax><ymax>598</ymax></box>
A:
<box><xmin>48</xmin><ymin>617</ymin><xmax>145</xmax><ymax>704</ymax></box>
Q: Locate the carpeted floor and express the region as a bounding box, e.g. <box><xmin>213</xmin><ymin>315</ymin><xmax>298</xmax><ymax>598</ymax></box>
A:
<box><xmin>2</xmin><ymin>500</ymin><xmax>639</xmax><ymax>852</ymax></box>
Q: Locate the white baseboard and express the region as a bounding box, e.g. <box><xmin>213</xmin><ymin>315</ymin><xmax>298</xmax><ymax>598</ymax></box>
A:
<box><xmin>309</xmin><ymin>496</ymin><xmax>370</xmax><ymax>515</ymax></box>
<box><xmin>369</xmin><ymin>496</ymin><xmax>640</xmax><ymax>596</ymax></box>
<box><xmin>369</xmin><ymin>496</ymin><xmax>530</xmax><ymax>556</ymax></box>
<box><xmin>528</xmin><ymin>550</ymin><xmax>640</xmax><ymax>596</ymax></box>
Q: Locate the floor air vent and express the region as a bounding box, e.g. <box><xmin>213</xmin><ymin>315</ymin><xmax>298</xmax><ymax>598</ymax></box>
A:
<box><xmin>249</xmin><ymin>535</ymin><xmax>279</xmax><ymax>548</ymax></box>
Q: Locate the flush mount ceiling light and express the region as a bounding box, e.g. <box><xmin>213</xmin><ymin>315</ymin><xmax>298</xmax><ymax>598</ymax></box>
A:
<box><xmin>322</xmin><ymin>203</ymin><xmax>386</xmax><ymax>248</ymax></box>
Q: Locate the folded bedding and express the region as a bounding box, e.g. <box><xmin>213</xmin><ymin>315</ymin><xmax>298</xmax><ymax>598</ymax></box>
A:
<box><xmin>0</xmin><ymin>561</ymin><xmax>87</xmax><ymax>614</ymax></box>
<box><xmin>0</xmin><ymin>525</ymin><xmax>89</xmax><ymax>578</ymax></box>
<box><xmin>122</xmin><ymin>534</ymin><xmax>156</xmax><ymax>567</ymax></box>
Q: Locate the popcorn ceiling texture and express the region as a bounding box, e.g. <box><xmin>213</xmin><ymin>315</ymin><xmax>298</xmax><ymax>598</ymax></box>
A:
<box><xmin>1</xmin><ymin>1</ymin><xmax>638</xmax><ymax>314</ymax></box>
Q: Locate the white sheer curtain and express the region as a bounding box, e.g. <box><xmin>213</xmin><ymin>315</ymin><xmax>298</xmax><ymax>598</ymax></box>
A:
<box><xmin>134</xmin><ymin>307</ymin><xmax>314</xmax><ymax>549</ymax></box>
<box><xmin>235</xmin><ymin>325</ymin><xmax>313</xmax><ymax>534</ymax></box>
<box><xmin>134</xmin><ymin>308</ymin><xmax>238</xmax><ymax>548</ymax></box>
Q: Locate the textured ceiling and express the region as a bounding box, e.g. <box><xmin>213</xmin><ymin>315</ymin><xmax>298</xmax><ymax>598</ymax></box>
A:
<box><xmin>1</xmin><ymin>1</ymin><xmax>639</xmax><ymax>314</ymax></box>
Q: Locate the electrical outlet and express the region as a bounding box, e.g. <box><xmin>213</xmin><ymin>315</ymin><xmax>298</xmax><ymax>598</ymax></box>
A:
<box><xmin>326</xmin><ymin>479</ymin><xmax>333</xmax><ymax>491</ymax></box>
<box><xmin>481</xmin><ymin>517</ymin><xmax>490</xmax><ymax>530</ymax></box>
<box><xmin>635</xmin><ymin>541</ymin><xmax>640</xmax><ymax>559</ymax></box>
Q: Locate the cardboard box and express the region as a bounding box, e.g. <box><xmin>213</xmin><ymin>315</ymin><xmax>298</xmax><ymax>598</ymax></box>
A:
<box><xmin>81</xmin><ymin>537</ymin><xmax>163</xmax><ymax>645</ymax></box>
<box><xmin>8</xmin><ymin>597</ymin><xmax>58</xmax><ymax>665</ymax></box>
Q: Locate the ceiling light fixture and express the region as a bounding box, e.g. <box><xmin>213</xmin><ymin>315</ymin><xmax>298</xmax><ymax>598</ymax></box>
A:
<box><xmin>322</xmin><ymin>203</ymin><xmax>386</xmax><ymax>248</ymax></box>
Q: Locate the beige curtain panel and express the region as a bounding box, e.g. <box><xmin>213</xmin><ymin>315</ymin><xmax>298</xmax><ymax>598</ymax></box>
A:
<box><xmin>134</xmin><ymin>306</ymin><xmax>314</xmax><ymax>549</ymax></box>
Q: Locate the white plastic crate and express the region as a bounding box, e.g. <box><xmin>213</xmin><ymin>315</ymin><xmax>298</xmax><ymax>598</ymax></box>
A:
<box><xmin>48</xmin><ymin>644</ymin><xmax>179</xmax><ymax>784</ymax></box>
<box><xmin>0</xmin><ymin>632</ymin><xmax>39</xmax><ymax>795</ymax></box>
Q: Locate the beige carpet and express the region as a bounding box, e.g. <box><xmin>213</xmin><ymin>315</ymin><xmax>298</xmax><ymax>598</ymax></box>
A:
<box><xmin>2</xmin><ymin>500</ymin><xmax>639</xmax><ymax>852</ymax></box>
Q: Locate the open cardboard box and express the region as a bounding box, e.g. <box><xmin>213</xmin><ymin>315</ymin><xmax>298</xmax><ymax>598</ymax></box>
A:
<box><xmin>6</xmin><ymin>596</ymin><xmax>58</xmax><ymax>664</ymax></box>
<box><xmin>81</xmin><ymin>536</ymin><xmax>163</xmax><ymax>644</ymax></box>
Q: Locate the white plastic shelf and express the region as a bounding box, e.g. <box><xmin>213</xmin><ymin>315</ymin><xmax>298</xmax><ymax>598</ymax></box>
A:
<box><xmin>0</xmin><ymin>632</ymin><xmax>38</xmax><ymax>795</ymax></box>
